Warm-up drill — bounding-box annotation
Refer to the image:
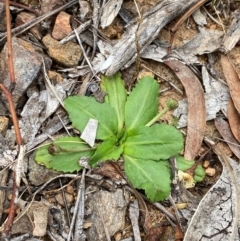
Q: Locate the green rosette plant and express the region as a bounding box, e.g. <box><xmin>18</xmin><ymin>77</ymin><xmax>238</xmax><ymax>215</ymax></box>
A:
<box><xmin>35</xmin><ymin>73</ymin><xmax>205</xmax><ymax>202</ymax></box>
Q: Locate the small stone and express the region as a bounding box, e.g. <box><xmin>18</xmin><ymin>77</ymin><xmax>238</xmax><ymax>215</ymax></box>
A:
<box><xmin>15</xmin><ymin>12</ymin><xmax>42</xmax><ymax>39</ymax></box>
<box><xmin>0</xmin><ymin>37</ymin><xmax>42</xmax><ymax>106</ymax></box>
<box><xmin>203</xmin><ymin>160</ymin><xmax>210</xmax><ymax>168</ymax></box>
<box><xmin>42</xmin><ymin>34</ymin><xmax>82</xmax><ymax>67</ymax></box>
<box><xmin>0</xmin><ymin>2</ymin><xmax>6</xmax><ymax>32</ymax></box>
<box><xmin>28</xmin><ymin>152</ymin><xmax>59</xmax><ymax>186</ymax></box>
<box><xmin>52</xmin><ymin>11</ymin><xmax>72</xmax><ymax>40</ymax></box>
<box><xmin>205</xmin><ymin>167</ymin><xmax>216</xmax><ymax>177</ymax></box>
<box><xmin>55</xmin><ymin>192</ymin><xmax>74</xmax><ymax>207</ymax></box>
<box><xmin>41</xmin><ymin>0</ymin><xmax>62</xmax><ymax>14</ymax></box>
<box><xmin>48</xmin><ymin>70</ymin><xmax>63</xmax><ymax>84</ymax></box>
<box><xmin>65</xmin><ymin>185</ymin><xmax>75</xmax><ymax>195</ymax></box>
<box><xmin>0</xmin><ymin>116</ymin><xmax>8</xmax><ymax>134</ymax></box>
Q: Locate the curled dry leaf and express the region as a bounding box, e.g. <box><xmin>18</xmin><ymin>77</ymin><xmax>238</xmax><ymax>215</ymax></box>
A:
<box><xmin>220</xmin><ymin>54</ymin><xmax>240</xmax><ymax>114</ymax></box>
<box><xmin>214</xmin><ymin>117</ymin><xmax>240</xmax><ymax>159</ymax></box>
<box><xmin>163</xmin><ymin>59</ymin><xmax>206</xmax><ymax>161</ymax></box>
<box><xmin>228</xmin><ymin>98</ymin><xmax>240</xmax><ymax>143</ymax></box>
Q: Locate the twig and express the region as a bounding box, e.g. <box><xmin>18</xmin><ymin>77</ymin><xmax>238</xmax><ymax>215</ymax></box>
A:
<box><xmin>41</xmin><ymin>57</ymin><xmax>64</xmax><ymax>107</ymax></box>
<box><xmin>0</xmin><ymin>0</ymin><xmax>40</xmax><ymax>16</ymax></box>
<box><xmin>1</xmin><ymin>0</ymin><xmax>25</xmax><ymax>237</ymax></box>
<box><xmin>60</xmin><ymin>20</ymin><xmax>91</xmax><ymax>45</ymax></box>
<box><xmin>59</xmin><ymin>179</ymin><xmax>71</xmax><ymax>228</ymax></box>
<box><xmin>74</xmin><ymin>29</ymin><xmax>100</xmax><ymax>81</ymax></box>
<box><xmin>68</xmin><ymin>168</ymin><xmax>86</xmax><ymax>241</ymax></box>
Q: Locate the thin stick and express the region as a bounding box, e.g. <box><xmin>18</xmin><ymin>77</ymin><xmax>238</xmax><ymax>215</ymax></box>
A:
<box><xmin>5</xmin><ymin>0</ymin><xmax>15</xmax><ymax>90</ymax></box>
<box><xmin>1</xmin><ymin>0</ymin><xmax>24</xmax><ymax>237</ymax></box>
<box><xmin>0</xmin><ymin>84</ymin><xmax>22</xmax><ymax>146</ymax></box>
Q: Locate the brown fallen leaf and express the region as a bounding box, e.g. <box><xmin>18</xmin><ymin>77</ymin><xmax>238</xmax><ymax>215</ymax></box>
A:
<box><xmin>221</xmin><ymin>54</ymin><xmax>240</xmax><ymax>114</ymax></box>
<box><xmin>228</xmin><ymin>98</ymin><xmax>240</xmax><ymax>143</ymax></box>
<box><xmin>214</xmin><ymin>117</ymin><xmax>240</xmax><ymax>159</ymax></box>
<box><xmin>163</xmin><ymin>59</ymin><xmax>206</xmax><ymax>161</ymax></box>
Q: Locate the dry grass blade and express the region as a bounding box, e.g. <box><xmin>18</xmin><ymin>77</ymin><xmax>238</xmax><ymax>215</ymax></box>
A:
<box><xmin>163</xmin><ymin>59</ymin><xmax>206</xmax><ymax>161</ymax></box>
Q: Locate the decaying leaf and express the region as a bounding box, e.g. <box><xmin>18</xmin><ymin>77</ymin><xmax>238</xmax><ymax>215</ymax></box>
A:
<box><xmin>100</xmin><ymin>0</ymin><xmax>123</xmax><ymax>28</ymax></box>
<box><xmin>228</xmin><ymin>98</ymin><xmax>240</xmax><ymax>143</ymax></box>
<box><xmin>184</xmin><ymin>138</ymin><xmax>240</xmax><ymax>240</ymax></box>
<box><xmin>173</xmin><ymin>66</ymin><xmax>229</xmax><ymax>128</ymax></box>
<box><xmin>163</xmin><ymin>59</ymin><xmax>206</xmax><ymax>161</ymax></box>
<box><xmin>221</xmin><ymin>54</ymin><xmax>240</xmax><ymax>114</ymax></box>
<box><xmin>214</xmin><ymin>118</ymin><xmax>240</xmax><ymax>159</ymax></box>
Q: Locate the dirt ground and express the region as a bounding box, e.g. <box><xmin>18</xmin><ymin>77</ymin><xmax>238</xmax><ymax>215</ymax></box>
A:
<box><xmin>0</xmin><ymin>0</ymin><xmax>240</xmax><ymax>240</ymax></box>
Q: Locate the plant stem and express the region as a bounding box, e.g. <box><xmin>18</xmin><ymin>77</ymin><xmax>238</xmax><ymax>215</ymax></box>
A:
<box><xmin>146</xmin><ymin>98</ymin><xmax>178</xmax><ymax>127</ymax></box>
<box><xmin>145</xmin><ymin>107</ymin><xmax>170</xmax><ymax>127</ymax></box>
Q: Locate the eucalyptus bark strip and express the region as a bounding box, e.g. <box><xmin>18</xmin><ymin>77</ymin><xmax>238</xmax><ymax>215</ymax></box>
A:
<box><xmin>99</xmin><ymin>0</ymin><xmax>201</xmax><ymax>76</ymax></box>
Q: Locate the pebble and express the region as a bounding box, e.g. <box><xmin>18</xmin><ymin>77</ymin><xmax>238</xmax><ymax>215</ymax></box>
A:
<box><xmin>48</xmin><ymin>70</ymin><xmax>63</xmax><ymax>84</ymax></box>
<box><xmin>15</xmin><ymin>12</ymin><xmax>42</xmax><ymax>39</ymax></box>
<box><xmin>55</xmin><ymin>192</ymin><xmax>74</xmax><ymax>207</ymax></box>
<box><xmin>203</xmin><ymin>160</ymin><xmax>210</xmax><ymax>168</ymax></box>
<box><xmin>0</xmin><ymin>2</ymin><xmax>6</xmax><ymax>32</ymax></box>
<box><xmin>205</xmin><ymin>167</ymin><xmax>216</xmax><ymax>177</ymax></box>
<box><xmin>41</xmin><ymin>0</ymin><xmax>62</xmax><ymax>14</ymax></box>
<box><xmin>42</xmin><ymin>34</ymin><xmax>82</xmax><ymax>67</ymax></box>
<box><xmin>0</xmin><ymin>37</ymin><xmax>42</xmax><ymax>106</ymax></box>
<box><xmin>28</xmin><ymin>152</ymin><xmax>59</xmax><ymax>186</ymax></box>
<box><xmin>0</xmin><ymin>116</ymin><xmax>9</xmax><ymax>134</ymax></box>
<box><xmin>52</xmin><ymin>11</ymin><xmax>72</xmax><ymax>40</ymax></box>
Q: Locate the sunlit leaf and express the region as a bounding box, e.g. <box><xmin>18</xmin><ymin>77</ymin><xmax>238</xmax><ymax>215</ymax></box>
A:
<box><xmin>35</xmin><ymin>136</ymin><xmax>95</xmax><ymax>172</ymax></box>
<box><xmin>90</xmin><ymin>137</ymin><xmax>123</xmax><ymax>167</ymax></box>
<box><xmin>64</xmin><ymin>96</ymin><xmax>118</xmax><ymax>140</ymax></box>
<box><xmin>101</xmin><ymin>73</ymin><xmax>127</xmax><ymax>133</ymax></box>
<box><xmin>125</xmin><ymin>76</ymin><xmax>159</xmax><ymax>131</ymax></box>
<box><xmin>124</xmin><ymin>155</ymin><xmax>171</xmax><ymax>202</ymax></box>
<box><xmin>124</xmin><ymin>124</ymin><xmax>183</xmax><ymax>160</ymax></box>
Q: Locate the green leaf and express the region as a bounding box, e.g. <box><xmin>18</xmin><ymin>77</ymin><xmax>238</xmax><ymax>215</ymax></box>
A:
<box><xmin>64</xmin><ymin>96</ymin><xmax>118</xmax><ymax>140</ymax></box>
<box><xmin>176</xmin><ymin>156</ymin><xmax>206</xmax><ymax>182</ymax></box>
<box><xmin>90</xmin><ymin>137</ymin><xmax>123</xmax><ymax>167</ymax></box>
<box><xmin>124</xmin><ymin>124</ymin><xmax>183</xmax><ymax>160</ymax></box>
<box><xmin>125</xmin><ymin>76</ymin><xmax>159</xmax><ymax>131</ymax></box>
<box><xmin>35</xmin><ymin>136</ymin><xmax>95</xmax><ymax>172</ymax></box>
<box><xmin>101</xmin><ymin>73</ymin><xmax>127</xmax><ymax>133</ymax></box>
<box><xmin>124</xmin><ymin>155</ymin><xmax>171</xmax><ymax>202</ymax></box>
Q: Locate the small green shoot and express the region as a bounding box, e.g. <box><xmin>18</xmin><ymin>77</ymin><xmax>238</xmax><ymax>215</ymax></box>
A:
<box><xmin>35</xmin><ymin>73</ymin><xmax>205</xmax><ymax>202</ymax></box>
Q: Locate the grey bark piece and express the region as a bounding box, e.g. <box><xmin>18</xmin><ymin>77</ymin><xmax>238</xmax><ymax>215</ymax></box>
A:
<box><xmin>20</xmin><ymin>78</ymin><xmax>71</xmax><ymax>146</ymax></box>
<box><xmin>192</xmin><ymin>8</ymin><xmax>207</xmax><ymax>27</ymax></box>
<box><xmin>221</xmin><ymin>10</ymin><xmax>240</xmax><ymax>53</ymax></box>
<box><xmin>129</xmin><ymin>200</ymin><xmax>141</xmax><ymax>241</ymax></box>
<box><xmin>184</xmin><ymin>143</ymin><xmax>240</xmax><ymax>241</ymax></box>
<box><xmin>86</xmin><ymin>189</ymin><xmax>129</xmax><ymax>241</ymax></box>
<box><xmin>171</xmin><ymin>29</ymin><xmax>224</xmax><ymax>64</ymax></box>
<box><xmin>99</xmin><ymin>0</ymin><xmax>200</xmax><ymax>76</ymax></box>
